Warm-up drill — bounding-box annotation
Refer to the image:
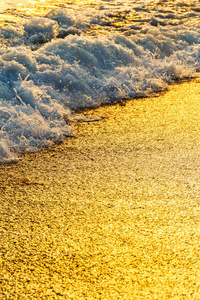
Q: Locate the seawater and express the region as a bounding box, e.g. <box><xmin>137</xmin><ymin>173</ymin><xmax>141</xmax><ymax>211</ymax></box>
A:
<box><xmin>0</xmin><ymin>0</ymin><xmax>200</xmax><ymax>162</ymax></box>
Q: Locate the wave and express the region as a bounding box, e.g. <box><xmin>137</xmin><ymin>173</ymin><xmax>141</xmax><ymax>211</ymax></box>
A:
<box><xmin>0</xmin><ymin>8</ymin><xmax>200</xmax><ymax>162</ymax></box>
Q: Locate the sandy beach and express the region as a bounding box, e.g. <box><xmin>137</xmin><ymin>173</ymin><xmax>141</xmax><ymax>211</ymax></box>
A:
<box><xmin>1</xmin><ymin>79</ymin><xmax>200</xmax><ymax>299</ymax></box>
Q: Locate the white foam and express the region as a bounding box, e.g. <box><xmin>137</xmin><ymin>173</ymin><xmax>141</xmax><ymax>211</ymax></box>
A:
<box><xmin>24</xmin><ymin>18</ymin><xmax>59</xmax><ymax>45</ymax></box>
<box><xmin>0</xmin><ymin>2</ymin><xmax>200</xmax><ymax>162</ymax></box>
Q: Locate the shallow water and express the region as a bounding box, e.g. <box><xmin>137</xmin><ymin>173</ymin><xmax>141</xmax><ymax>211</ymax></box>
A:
<box><xmin>1</xmin><ymin>0</ymin><xmax>200</xmax><ymax>162</ymax></box>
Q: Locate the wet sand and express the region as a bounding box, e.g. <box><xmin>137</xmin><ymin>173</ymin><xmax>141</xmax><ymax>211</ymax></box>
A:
<box><xmin>1</xmin><ymin>79</ymin><xmax>200</xmax><ymax>299</ymax></box>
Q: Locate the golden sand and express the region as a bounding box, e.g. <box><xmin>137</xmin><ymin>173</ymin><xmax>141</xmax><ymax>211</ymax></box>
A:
<box><xmin>1</xmin><ymin>79</ymin><xmax>200</xmax><ymax>299</ymax></box>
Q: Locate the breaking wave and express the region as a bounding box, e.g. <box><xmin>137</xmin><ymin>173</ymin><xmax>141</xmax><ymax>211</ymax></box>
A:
<box><xmin>1</xmin><ymin>2</ymin><xmax>200</xmax><ymax>162</ymax></box>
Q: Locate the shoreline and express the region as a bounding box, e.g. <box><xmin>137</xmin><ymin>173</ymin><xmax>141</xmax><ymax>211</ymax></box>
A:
<box><xmin>1</xmin><ymin>79</ymin><xmax>200</xmax><ymax>299</ymax></box>
<box><xmin>0</xmin><ymin>76</ymin><xmax>196</xmax><ymax>167</ymax></box>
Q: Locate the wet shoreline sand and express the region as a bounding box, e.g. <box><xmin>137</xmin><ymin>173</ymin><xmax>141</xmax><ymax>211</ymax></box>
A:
<box><xmin>1</xmin><ymin>79</ymin><xmax>200</xmax><ymax>299</ymax></box>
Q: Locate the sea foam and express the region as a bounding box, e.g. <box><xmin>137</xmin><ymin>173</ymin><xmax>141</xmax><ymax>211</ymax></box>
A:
<box><xmin>0</xmin><ymin>6</ymin><xmax>200</xmax><ymax>162</ymax></box>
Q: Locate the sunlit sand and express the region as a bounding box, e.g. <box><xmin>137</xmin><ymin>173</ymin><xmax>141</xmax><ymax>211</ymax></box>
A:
<box><xmin>1</xmin><ymin>79</ymin><xmax>200</xmax><ymax>299</ymax></box>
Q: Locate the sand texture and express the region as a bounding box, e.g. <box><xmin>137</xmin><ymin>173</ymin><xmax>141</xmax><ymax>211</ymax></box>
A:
<box><xmin>1</xmin><ymin>79</ymin><xmax>200</xmax><ymax>299</ymax></box>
